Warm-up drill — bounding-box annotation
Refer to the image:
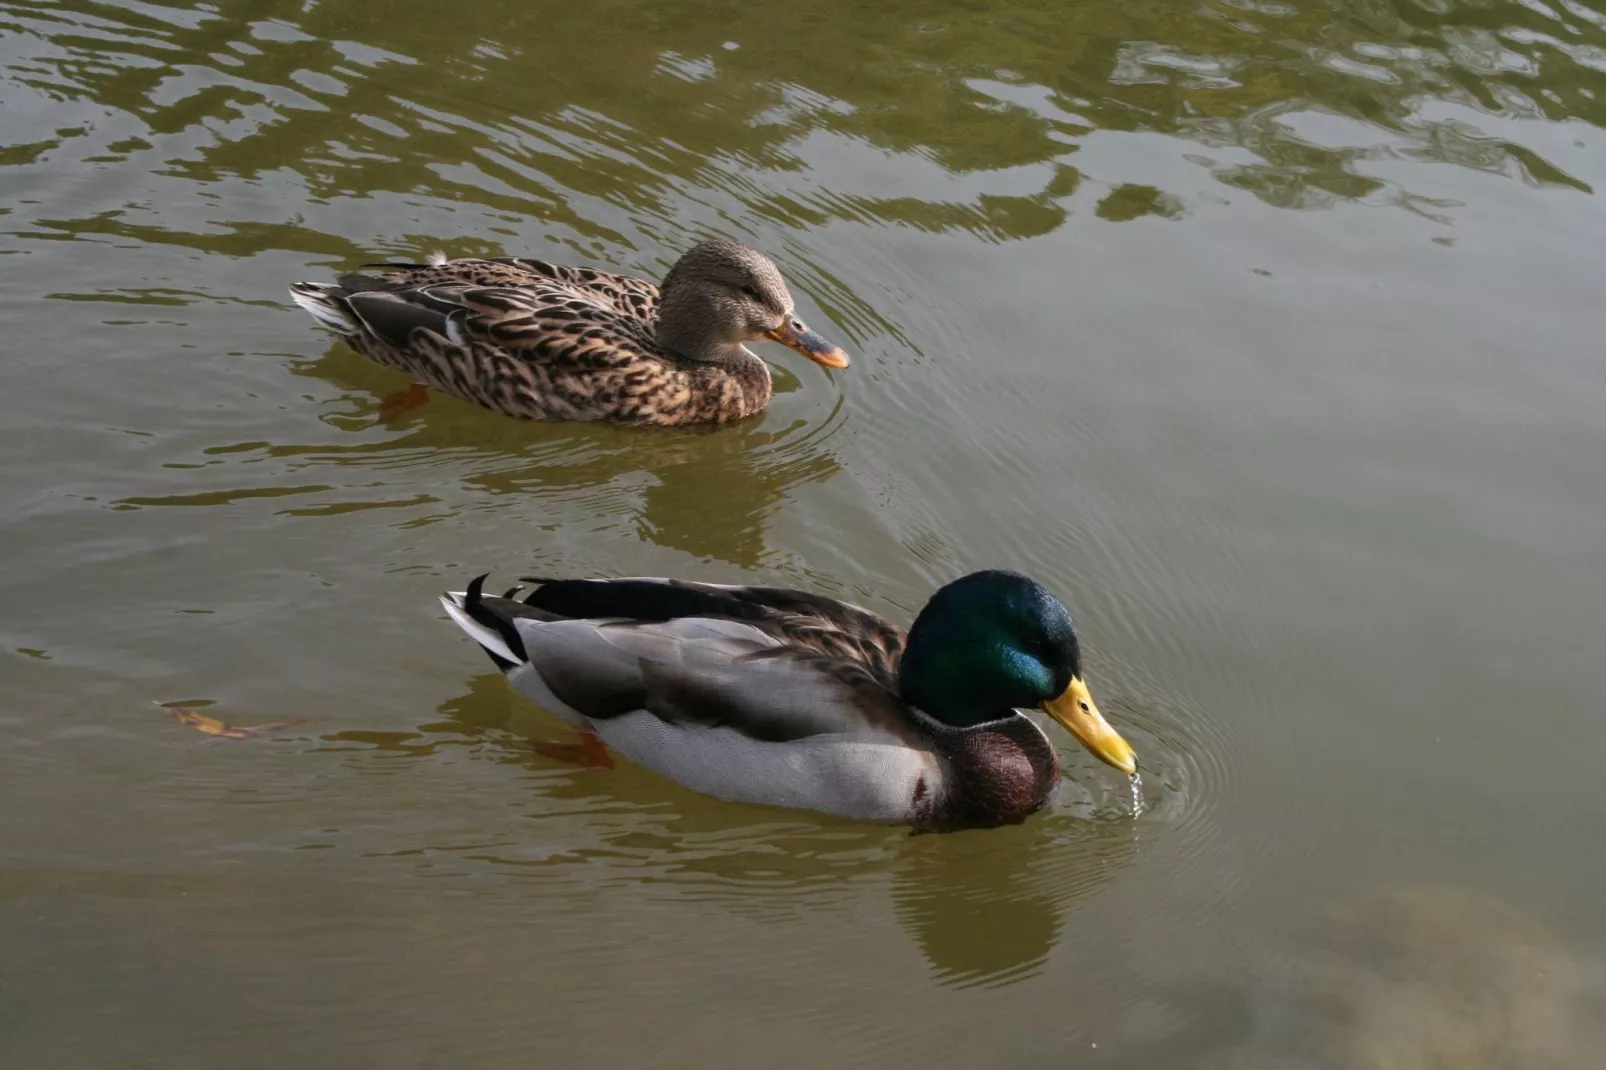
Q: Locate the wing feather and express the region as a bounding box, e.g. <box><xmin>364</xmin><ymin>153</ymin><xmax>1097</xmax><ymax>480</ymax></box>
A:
<box><xmin>506</xmin><ymin>612</ymin><xmax>909</xmax><ymax>743</ymax></box>
<box><xmin>516</xmin><ymin>576</ymin><xmax>905</xmax><ymax>682</ymax></box>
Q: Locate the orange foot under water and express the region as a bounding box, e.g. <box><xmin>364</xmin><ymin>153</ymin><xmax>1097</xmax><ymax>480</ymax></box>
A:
<box><xmin>532</xmin><ymin>730</ymin><xmax>614</xmax><ymax>770</ymax></box>
<box><xmin>378</xmin><ymin>381</ymin><xmax>430</xmax><ymax>420</ymax></box>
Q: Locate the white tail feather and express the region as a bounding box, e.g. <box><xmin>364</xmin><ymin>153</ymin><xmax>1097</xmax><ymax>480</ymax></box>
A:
<box><xmin>439</xmin><ymin>593</ymin><xmax>523</xmax><ymax>666</ymax></box>
<box><xmin>288</xmin><ymin>284</ymin><xmax>358</xmax><ymax>333</ymax></box>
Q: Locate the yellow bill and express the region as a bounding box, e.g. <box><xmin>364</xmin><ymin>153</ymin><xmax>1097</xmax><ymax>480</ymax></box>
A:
<box><xmin>1041</xmin><ymin>676</ymin><xmax>1137</xmax><ymax>775</ymax></box>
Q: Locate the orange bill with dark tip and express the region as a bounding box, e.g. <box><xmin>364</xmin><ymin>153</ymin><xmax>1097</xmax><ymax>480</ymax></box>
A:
<box><xmin>765</xmin><ymin>316</ymin><xmax>850</xmax><ymax>368</ymax></box>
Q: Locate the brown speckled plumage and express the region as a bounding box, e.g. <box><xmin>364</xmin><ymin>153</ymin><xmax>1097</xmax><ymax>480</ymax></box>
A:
<box><xmin>289</xmin><ymin>241</ymin><xmax>847</xmax><ymax>426</ymax></box>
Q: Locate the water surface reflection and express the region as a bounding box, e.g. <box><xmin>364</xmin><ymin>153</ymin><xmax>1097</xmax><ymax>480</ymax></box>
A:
<box><xmin>312</xmin><ymin>671</ymin><xmax>1152</xmax><ymax>988</ymax></box>
<box><xmin>6</xmin><ymin>0</ymin><xmax>1606</xmax><ymax>1065</ymax></box>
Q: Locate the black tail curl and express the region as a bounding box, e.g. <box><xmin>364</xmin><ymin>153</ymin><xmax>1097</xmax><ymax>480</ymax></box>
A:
<box><xmin>463</xmin><ymin>574</ymin><xmax>527</xmax><ymax>670</ymax></box>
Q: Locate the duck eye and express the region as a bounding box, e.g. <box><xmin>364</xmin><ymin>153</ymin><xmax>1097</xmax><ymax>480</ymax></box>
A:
<box><xmin>740</xmin><ymin>284</ymin><xmax>760</xmax><ymax>299</ymax></box>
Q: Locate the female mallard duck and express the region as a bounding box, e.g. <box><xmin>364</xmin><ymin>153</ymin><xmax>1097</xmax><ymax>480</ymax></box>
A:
<box><xmin>441</xmin><ymin>569</ymin><xmax>1137</xmax><ymax>831</ymax></box>
<box><xmin>288</xmin><ymin>239</ymin><xmax>849</xmax><ymax>425</ymax></box>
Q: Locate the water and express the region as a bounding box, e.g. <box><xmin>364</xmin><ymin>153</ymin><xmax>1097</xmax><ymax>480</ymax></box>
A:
<box><xmin>4</xmin><ymin>0</ymin><xmax>1606</xmax><ymax>1066</ymax></box>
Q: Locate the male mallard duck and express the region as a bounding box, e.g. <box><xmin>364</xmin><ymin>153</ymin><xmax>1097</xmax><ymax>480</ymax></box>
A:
<box><xmin>440</xmin><ymin>569</ymin><xmax>1137</xmax><ymax>831</ymax></box>
<box><xmin>288</xmin><ymin>239</ymin><xmax>849</xmax><ymax>425</ymax></box>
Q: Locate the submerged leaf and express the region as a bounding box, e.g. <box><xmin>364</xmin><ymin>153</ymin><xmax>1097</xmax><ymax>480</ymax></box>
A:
<box><xmin>161</xmin><ymin>704</ymin><xmax>305</xmax><ymax>739</ymax></box>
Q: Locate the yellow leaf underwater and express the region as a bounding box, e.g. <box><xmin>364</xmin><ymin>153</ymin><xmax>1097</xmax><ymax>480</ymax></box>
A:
<box><xmin>161</xmin><ymin>705</ymin><xmax>305</xmax><ymax>739</ymax></box>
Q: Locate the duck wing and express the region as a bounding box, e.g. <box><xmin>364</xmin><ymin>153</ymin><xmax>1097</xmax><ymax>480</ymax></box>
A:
<box><xmin>292</xmin><ymin>266</ymin><xmax>660</xmax><ymax>368</ymax></box>
<box><xmin>360</xmin><ymin>256</ymin><xmax>660</xmax><ymax>321</ymax></box>
<box><xmin>514</xmin><ymin>575</ymin><xmax>906</xmax><ymax>685</ymax></box>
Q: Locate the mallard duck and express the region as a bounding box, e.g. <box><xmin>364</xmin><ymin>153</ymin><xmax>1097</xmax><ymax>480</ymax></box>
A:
<box><xmin>440</xmin><ymin>569</ymin><xmax>1137</xmax><ymax>831</ymax></box>
<box><xmin>288</xmin><ymin>239</ymin><xmax>849</xmax><ymax>425</ymax></box>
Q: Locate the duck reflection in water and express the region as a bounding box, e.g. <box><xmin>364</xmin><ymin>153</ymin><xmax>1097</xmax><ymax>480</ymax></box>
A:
<box><xmin>332</xmin><ymin>670</ymin><xmax>1142</xmax><ymax>988</ymax></box>
<box><xmin>294</xmin><ymin>336</ymin><xmax>841</xmax><ymax>569</ymax></box>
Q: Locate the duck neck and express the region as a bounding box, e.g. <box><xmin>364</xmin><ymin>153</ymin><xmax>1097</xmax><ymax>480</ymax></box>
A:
<box><xmin>655</xmin><ymin>285</ymin><xmax>748</xmax><ymax>364</ymax></box>
<box><xmin>690</xmin><ymin>341</ymin><xmax>754</xmax><ymax>364</ymax></box>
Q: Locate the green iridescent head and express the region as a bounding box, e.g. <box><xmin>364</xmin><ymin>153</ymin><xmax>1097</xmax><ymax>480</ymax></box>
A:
<box><xmin>899</xmin><ymin>570</ymin><xmax>1136</xmax><ymax>774</ymax></box>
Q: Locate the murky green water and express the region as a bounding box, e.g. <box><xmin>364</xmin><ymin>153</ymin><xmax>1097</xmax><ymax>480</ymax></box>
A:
<box><xmin>5</xmin><ymin>0</ymin><xmax>1606</xmax><ymax>1065</ymax></box>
